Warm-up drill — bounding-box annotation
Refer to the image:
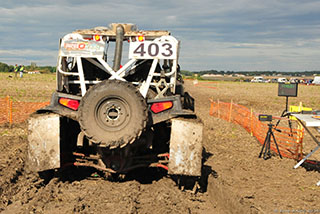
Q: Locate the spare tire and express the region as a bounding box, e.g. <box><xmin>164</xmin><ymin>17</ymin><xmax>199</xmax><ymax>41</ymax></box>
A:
<box><xmin>78</xmin><ymin>80</ymin><xmax>147</xmax><ymax>149</ymax></box>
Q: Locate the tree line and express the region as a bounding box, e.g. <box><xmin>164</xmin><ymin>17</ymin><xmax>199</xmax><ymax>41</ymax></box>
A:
<box><xmin>0</xmin><ymin>62</ymin><xmax>56</xmax><ymax>73</ymax></box>
<box><xmin>1</xmin><ymin>61</ymin><xmax>319</xmax><ymax>76</ymax></box>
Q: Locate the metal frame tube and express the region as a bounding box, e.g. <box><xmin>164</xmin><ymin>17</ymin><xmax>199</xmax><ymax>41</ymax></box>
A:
<box><xmin>113</xmin><ymin>25</ymin><xmax>124</xmax><ymax>71</ymax></box>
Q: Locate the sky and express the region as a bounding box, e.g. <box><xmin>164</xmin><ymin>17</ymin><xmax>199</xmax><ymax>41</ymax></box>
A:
<box><xmin>1</xmin><ymin>0</ymin><xmax>320</xmax><ymax>71</ymax></box>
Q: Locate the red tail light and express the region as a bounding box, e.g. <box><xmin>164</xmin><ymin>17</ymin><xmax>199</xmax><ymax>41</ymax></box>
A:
<box><xmin>151</xmin><ymin>101</ymin><xmax>173</xmax><ymax>114</ymax></box>
<box><xmin>59</xmin><ymin>98</ymin><xmax>80</xmax><ymax>110</ymax></box>
<box><xmin>137</xmin><ymin>35</ymin><xmax>145</xmax><ymax>42</ymax></box>
<box><xmin>94</xmin><ymin>34</ymin><xmax>101</xmax><ymax>41</ymax></box>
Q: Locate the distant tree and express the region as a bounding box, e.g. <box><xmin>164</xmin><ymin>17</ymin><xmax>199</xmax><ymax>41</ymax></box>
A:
<box><xmin>181</xmin><ymin>70</ymin><xmax>193</xmax><ymax>76</ymax></box>
<box><xmin>30</xmin><ymin>62</ymin><xmax>37</xmax><ymax>70</ymax></box>
<box><xmin>37</xmin><ymin>66</ymin><xmax>56</xmax><ymax>73</ymax></box>
<box><xmin>0</xmin><ymin>62</ymin><xmax>12</xmax><ymax>72</ymax></box>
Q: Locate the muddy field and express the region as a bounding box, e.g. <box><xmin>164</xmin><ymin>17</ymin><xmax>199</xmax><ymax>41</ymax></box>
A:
<box><xmin>1</xmin><ymin>75</ymin><xmax>320</xmax><ymax>213</ymax></box>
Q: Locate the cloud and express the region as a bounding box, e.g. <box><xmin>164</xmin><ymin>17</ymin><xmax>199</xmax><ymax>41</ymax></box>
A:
<box><xmin>0</xmin><ymin>49</ymin><xmax>57</xmax><ymax>66</ymax></box>
<box><xmin>0</xmin><ymin>0</ymin><xmax>320</xmax><ymax>71</ymax></box>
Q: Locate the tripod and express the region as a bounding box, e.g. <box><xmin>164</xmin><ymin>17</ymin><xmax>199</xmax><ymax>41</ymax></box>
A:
<box><xmin>259</xmin><ymin>123</ymin><xmax>283</xmax><ymax>160</ymax></box>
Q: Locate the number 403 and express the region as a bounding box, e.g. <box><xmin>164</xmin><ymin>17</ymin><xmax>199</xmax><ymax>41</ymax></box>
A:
<box><xmin>133</xmin><ymin>43</ymin><xmax>173</xmax><ymax>57</ymax></box>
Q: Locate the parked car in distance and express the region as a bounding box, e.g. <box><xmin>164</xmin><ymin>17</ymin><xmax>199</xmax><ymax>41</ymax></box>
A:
<box><xmin>313</xmin><ymin>76</ymin><xmax>320</xmax><ymax>85</ymax></box>
<box><xmin>270</xmin><ymin>78</ymin><xmax>278</xmax><ymax>83</ymax></box>
<box><xmin>251</xmin><ymin>76</ymin><xmax>268</xmax><ymax>83</ymax></box>
<box><xmin>301</xmin><ymin>79</ymin><xmax>313</xmax><ymax>84</ymax></box>
<box><xmin>277</xmin><ymin>78</ymin><xmax>287</xmax><ymax>83</ymax></box>
<box><xmin>289</xmin><ymin>78</ymin><xmax>299</xmax><ymax>83</ymax></box>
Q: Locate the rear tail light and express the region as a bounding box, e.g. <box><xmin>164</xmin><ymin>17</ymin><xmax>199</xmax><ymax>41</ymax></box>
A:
<box><xmin>151</xmin><ymin>101</ymin><xmax>173</xmax><ymax>114</ymax></box>
<box><xmin>59</xmin><ymin>98</ymin><xmax>80</xmax><ymax>110</ymax></box>
<box><xmin>94</xmin><ymin>34</ymin><xmax>101</xmax><ymax>41</ymax></box>
<box><xmin>137</xmin><ymin>35</ymin><xmax>145</xmax><ymax>42</ymax></box>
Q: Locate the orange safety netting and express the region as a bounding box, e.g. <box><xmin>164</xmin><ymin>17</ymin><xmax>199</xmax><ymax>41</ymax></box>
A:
<box><xmin>209</xmin><ymin>100</ymin><xmax>304</xmax><ymax>160</ymax></box>
<box><xmin>0</xmin><ymin>96</ymin><xmax>49</xmax><ymax>125</ymax></box>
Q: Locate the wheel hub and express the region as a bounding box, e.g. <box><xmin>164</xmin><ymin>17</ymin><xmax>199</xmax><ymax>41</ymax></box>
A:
<box><xmin>96</xmin><ymin>98</ymin><xmax>130</xmax><ymax>130</ymax></box>
<box><xmin>106</xmin><ymin>105</ymin><xmax>120</xmax><ymax>120</ymax></box>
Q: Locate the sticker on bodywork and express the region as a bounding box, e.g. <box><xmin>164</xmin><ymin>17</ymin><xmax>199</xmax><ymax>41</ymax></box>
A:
<box><xmin>60</xmin><ymin>33</ymin><xmax>105</xmax><ymax>57</ymax></box>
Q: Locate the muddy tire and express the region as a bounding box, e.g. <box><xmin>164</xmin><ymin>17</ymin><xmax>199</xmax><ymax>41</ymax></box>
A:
<box><xmin>78</xmin><ymin>80</ymin><xmax>147</xmax><ymax>149</ymax></box>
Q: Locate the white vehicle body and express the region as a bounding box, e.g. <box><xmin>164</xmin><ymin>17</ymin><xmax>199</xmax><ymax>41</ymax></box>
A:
<box><xmin>277</xmin><ymin>78</ymin><xmax>287</xmax><ymax>83</ymax></box>
<box><xmin>251</xmin><ymin>76</ymin><xmax>265</xmax><ymax>83</ymax></box>
<box><xmin>28</xmin><ymin>23</ymin><xmax>203</xmax><ymax>179</ymax></box>
<box><xmin>313</xmin><ymin>76</ymin><xmax>320</xmax><ymax>85</ymax></box>
<box><xmin>57</xmin><ymin>26</ymin><xmax>179</xmax><ymax>98</ymax></box>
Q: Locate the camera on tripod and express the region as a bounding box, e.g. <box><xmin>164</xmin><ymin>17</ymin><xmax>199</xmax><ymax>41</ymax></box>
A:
<box><xmin>258</xmin><ymin>114</ymin><xmax>273</xmax><ymax>122</ymax></box>
<box><xmin>258</xmin><ymin>83</ymin><xmax>298</xmax><ymax>160</ymax></box>
<box><xmin>258</xmin><ymin>114</ymin><xmax>283</xmax><ymax>160</ymax></box>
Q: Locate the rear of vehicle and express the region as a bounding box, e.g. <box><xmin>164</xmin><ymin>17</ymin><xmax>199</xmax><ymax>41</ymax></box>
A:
<box><xmin>28</xmin><ymin>24</ymin><xmax>203</xmax><ymax>181</ymax></box>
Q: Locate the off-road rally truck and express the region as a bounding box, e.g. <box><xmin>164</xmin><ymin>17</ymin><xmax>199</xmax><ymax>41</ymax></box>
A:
<box><xmin>28</xmin><ymin>23</ymin><xmax>203</xmax><ymax>184</ymax></box>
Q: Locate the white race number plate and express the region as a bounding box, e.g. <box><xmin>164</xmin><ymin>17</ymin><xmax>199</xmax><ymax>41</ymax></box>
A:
<box><xmin>129</xmin><ymin>41</ymin><xmax>177</xmax><ymax>59</ymax></box>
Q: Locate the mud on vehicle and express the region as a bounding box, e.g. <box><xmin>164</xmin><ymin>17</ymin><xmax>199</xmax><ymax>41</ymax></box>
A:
<box><xmin>28</xmin><ymin>23</ymin><xmax>203</xmax><ymax>182</ymax></box>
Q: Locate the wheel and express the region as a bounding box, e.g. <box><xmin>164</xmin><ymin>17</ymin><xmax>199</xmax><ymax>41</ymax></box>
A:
<box><xmin>78</xmin><ymin>80</ymin><xmax>148</xmax><ymax>149</ymax></box>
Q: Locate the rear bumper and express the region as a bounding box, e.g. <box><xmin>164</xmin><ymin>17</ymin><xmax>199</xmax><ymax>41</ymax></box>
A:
<box><xmin>41</xmin><ymin>92</ymin><xmax>196</xmax><ymax>125</ymax></box>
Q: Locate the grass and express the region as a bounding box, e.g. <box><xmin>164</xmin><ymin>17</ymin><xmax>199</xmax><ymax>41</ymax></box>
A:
<box><xmin>0</xmin><ymin>72</ymin><xmax>56</xmax><ymax>102</ymax></box>
<box><xmin>1</xmin><ymin>72</ymin><xmax>319</xmax><ymax>112</ymax></box>
<box><xmin>197</xmin><ymin>80</ymin><xmax>320</xmax><ymax>115</ymax></box>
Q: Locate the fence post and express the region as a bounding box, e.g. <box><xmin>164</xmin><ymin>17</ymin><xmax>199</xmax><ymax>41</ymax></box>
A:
<box><xmin>298</xmin><ymin>129</ymin><xmax>304</xmax><ymax>159</ymax></box>
<box><xmin>217</xmin><ymin>99</ymin><xmax>220</xmax><ymax>118</ymax></box>
<box><xmin>229</xmin><ymin>100</ymin><xmax>233</xmax><ymax>122</ymax></box>
<box><xmin>6</xmin><ymin>95</ymin><xmax>9</xmax><ymax>124</ymax></box>
<box><xmin>250</xmin><ymin>107</ymin><xmax>253</xmax><ymax>136</ymax></box>
<box><xmin>6</xmin><ymin>95</ymin><xmax>13</xmax><ymax>125</ymax></box>
<box><xmin>9</xmin><ymin>98</ymin><xmax>13</xmax><ymax>125</ymax></box>
<box><xmin>209</xmin><ymin>99</ymin><xmax>214</xmax><ymax>116</ymax></box>
<box><xmin>297</xmin><ymin>102</ymin><xmax>304</xmax><ymax>157</ymax></box>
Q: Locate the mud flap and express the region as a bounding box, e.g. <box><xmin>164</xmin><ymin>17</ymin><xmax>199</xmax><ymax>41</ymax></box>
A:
<box><xmin>27</xmin><ymin>113</ymin><xmax>60</xmax><ymax>172</ymax></box>
<box><xmin>168</xmin><ymin>118</ymin><xmax>203</xmax><ymax>176</ymax></box>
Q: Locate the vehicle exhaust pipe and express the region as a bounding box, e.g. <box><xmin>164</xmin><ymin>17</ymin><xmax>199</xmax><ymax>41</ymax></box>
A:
<box><xmin>113</xmin><ymin>25</ymin><xmax>124</xmax><ymax>71</ymax></box>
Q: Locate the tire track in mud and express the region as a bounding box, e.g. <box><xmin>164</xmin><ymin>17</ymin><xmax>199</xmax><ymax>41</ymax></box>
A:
<box><xmin>2</xmin><ymin>170</ymin><xmax>213</xmax><ymax>213</ymax></box>
<box><xmin>186</xmin><ymin>80</ymin><xmax>320</xmax><ymax>213</ymax></box>
<box><xmin>0</xmin><ymin>125</ymin><xmax>28</xmax><ymax>212</ymax></box>
<box><xmin>0</xmin><ymin>124</ymin><xmax>214</xmax><ymax>214</ymax></box>
<box><xmin>0</xmin><ymin>82</ymin><xmax>257</xmax><ymax>214</ymax></box>
<box><xmin>2</xmin><ymin>81</ymin><xmax>319</xmax><ymax>213</ymax></box>
<box><xmin>0</xmin><ymin>124</ymin><xmax>244</xmax><ymax>213</ymax></box>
